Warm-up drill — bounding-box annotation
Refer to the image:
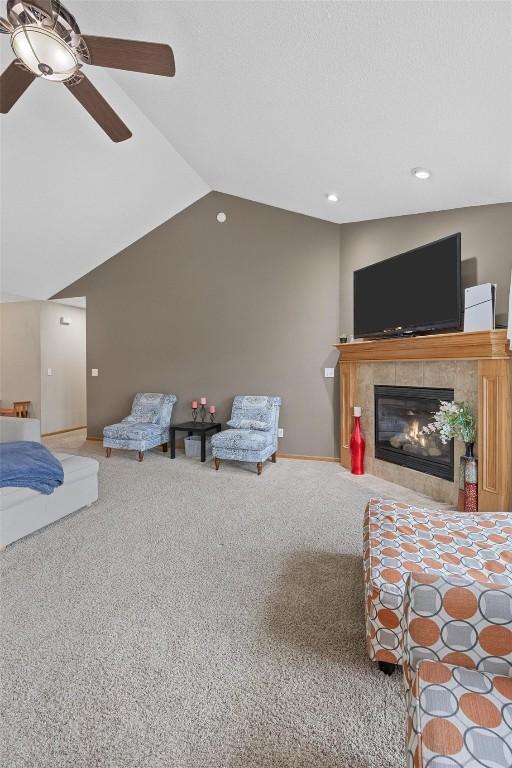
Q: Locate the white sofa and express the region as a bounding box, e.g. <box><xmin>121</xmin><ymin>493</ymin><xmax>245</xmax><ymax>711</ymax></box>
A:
<box><xmin>0</xmin><ymin>417</ymin><xmax>99</xmax><ymax>548</ymax></box>
<box><xmin>0</xmin><ymin>416</ymin><xmax>41</xmax><ymax>442</ymax></box>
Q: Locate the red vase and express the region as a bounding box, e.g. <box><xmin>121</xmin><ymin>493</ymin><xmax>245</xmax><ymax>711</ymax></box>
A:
<box><xmin>350</xmin><ymin>406</ymin><xmax>365</xmax><ymax>475</ymax></box>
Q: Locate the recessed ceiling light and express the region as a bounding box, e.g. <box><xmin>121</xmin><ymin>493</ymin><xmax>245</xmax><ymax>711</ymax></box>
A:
<box><xmin>326</xmin><ymin>193</ymin><xmax>339</xmax><ymax>202</ymax></box>
<box><xmin>216</xmin><ymin>212</ymin><xmax>227</xmax><ymax>223</ymax></box>
<box><xmin>411</xmin><ymin>167</ymin><xmax>431</xmax><ymax>180</ymax></box>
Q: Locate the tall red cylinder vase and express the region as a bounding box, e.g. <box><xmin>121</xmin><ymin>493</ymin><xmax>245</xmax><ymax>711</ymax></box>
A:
<box><xmin>350</xmin><ymin>406</ymin><xmax>365</xmax><ymax>475</ymax></box>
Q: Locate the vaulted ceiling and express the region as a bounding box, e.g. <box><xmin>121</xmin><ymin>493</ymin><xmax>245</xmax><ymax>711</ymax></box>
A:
<box><xmin>1</xmin><ymin>0</ymin><xmax>511</xmax><ymax>299</ymax></box>
<box><xmin>0</xmin><ymin>54</ymin><xmax>209</xmax><ymax>300</ymax></box>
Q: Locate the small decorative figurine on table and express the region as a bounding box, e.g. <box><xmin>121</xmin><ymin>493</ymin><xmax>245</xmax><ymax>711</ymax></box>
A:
<box><xmin>209</xmin><ymin>404</ymin><xmax>216</xmax><ymax>423</ymax></box>
<box><xmin>191</xmin><ymin>400</ymin><xmax>198</xmax><ymax>422</ymax></box>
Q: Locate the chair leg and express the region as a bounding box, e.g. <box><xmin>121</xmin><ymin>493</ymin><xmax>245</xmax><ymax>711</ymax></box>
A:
<box><xmin>106</xmin><ymin>447</ymin><xmax>111</xmax><ymax>458</ymax></box>
<box><xmin>162</xmin><ymin>442</ymin><xmax>168</xmax><ymax>452</ymax></box>
<box><xmin>214</xmin><ymin>458</ymin><xmax>220</xmax><ymax>471</ymax></box>
<box><xmin>138</xmin><ymin>451</ymin><xmax>144</xmax><ymax>462</ymax></box>
<box><xmin>271</xmin><ymin>452</ymin><xmax>277</xmax><ymax>463</ymax></box>
<box><xmin>257</xmin><ymin>462</ymin><xmax>263</xmax><ymax>476</ymax></box>
<box><xmin>378</xmin><ymin>661</ymin><xmax>396</xmax><ymax>676</ymax></box>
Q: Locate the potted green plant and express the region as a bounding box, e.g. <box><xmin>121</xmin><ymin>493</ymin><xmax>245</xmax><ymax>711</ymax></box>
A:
<box><xmin>423</xmin><ymin>401</ymin><xmax>477</xmax><ymax>511</ymax></box>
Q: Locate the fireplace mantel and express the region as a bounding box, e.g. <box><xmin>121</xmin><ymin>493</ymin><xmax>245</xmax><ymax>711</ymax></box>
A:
<box><xmin>335</xmin><ymin>329</ymin><xmax>511</xmax><ymax>363</ymax></box>
<box><xmin>336</xmin><ymin>330</ymin><xmax>511</xmax><ymax>512</ymax></box>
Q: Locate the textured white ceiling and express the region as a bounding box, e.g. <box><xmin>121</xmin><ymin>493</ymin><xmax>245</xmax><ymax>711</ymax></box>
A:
<box><xmin>51</xmin><ymin>297</ymin><xmax>86</xmax><ymax>309</ymax></box>
<box><xmin>1</xmin><ymin>1</ymin><xmax>511</xmax><ymax>299</ymax></box>
<box><xmin>0</xmin><ymin>293</ymin><xmax>34</xmax><ymax>302</ymax></box>
<box><xmin>73</xmin><ymin>0</ymin><xmax>512</xmax><ymax>224</ymax></box>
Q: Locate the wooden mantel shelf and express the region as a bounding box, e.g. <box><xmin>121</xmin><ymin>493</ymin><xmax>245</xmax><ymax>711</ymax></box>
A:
<box><xmin>335</xmin><ymin>329</ymin><xmax>511</xmax><ymax>363</ymax></box>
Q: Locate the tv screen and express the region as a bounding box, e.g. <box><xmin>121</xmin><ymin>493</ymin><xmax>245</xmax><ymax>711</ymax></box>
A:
<box><xmin>353</xmin><ymin>233</ymin><xmax>462</xmax><ymax>339</ymax></box>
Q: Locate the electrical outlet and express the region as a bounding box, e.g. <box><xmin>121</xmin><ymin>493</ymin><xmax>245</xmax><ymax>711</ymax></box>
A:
<box><xmin>91</xmin><ymin>368</ymin><xmax>99</xmax><ymax>377</ymax></box>
<box><xmin>47</xmin><ymin>367</ymin><xmax>53</xmax><ymax>376</ymax></box>
<box><xmin>324</xmin><ymin>367</ymin><xmax>335</xmax><ymax>378</ymax></box>
<box><xmin>278</xmin><ymin>428</ymin><xmax>284</xmax><ymax>438</ymax></box>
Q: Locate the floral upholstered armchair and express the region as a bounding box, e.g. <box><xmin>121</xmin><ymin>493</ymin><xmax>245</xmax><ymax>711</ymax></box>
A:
<box><xmin>103</xmin><ymin>392</ymin><xmax>176</xmax><ymax>462</ymax></box>
<box><xmin>211</xmin><ymin>395</ymin><xmax>281</xmax><ymax>475</ymax></box>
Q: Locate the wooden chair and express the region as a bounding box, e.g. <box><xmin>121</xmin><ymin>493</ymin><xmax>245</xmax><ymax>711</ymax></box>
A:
<box><xmin>13</xmin><ymin>401</ymin><xmax>30</xmax><ymax>418</ymax></box>
<box><xmin>0</xmin><ymin>401</ymin><xmax>30</xmax><ymax>418</ymax></box>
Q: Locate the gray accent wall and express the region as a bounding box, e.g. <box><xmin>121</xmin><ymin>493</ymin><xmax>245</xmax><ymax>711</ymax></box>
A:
<box><xmin>339</xmin><ymin>203</ymin><xmax>512</xmax><ymax>336</ymax></box>
<box><xmin>54</xmin><ymin>196</ymin><xmax>511</xmax><ymax>458</ymax></box>
<box><xmin>53</xmin><ymin>192</ymin><xmax>341</xmax><ymax>457</ymax></box>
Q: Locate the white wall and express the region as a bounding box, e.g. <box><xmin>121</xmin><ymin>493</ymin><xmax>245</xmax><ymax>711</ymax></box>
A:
<box><xmin>0</xmin><ymin>302</ymin><xmax>41</xmax><ymax>419</ymax></box>
<box><xmin>40</xmin><ymin>303</ymin><xmax>87</xmax><ymax>434</ymax></box>
<box><xmin>0</xmin><ymin>300</ymin><xmax>86</xmax><ymax>433</ymax></box>
<box><xmin>0</xmin><ymin>61</ymin><xmax>210</xmax><ymax>300</ymax></box>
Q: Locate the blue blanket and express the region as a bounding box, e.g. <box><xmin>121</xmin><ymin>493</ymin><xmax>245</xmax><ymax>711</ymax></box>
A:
<box><xmin>0</xmin><ymin>441</ymin><xmax>64</xmax><ymax>495</ymax></box>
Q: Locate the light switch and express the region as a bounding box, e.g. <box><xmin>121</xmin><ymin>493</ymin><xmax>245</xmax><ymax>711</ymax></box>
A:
<box><xmin>47</xmin><ymin>367</ymin><xmax>53</xmax><ymax>376</ymax></box>
<box><xmin>91</xmin><ymin>368</ymin><xmax>99</xmax><ymax>377</ymax></box>
<box><xmin>278</xmin><ymin>428</ymin><xmax>284</xmax><ymax>438</ymax></box>
<box><xmin>324</xmin><ymin>367</ymin><xmax>335</xmax><ymax>378</ymax></box>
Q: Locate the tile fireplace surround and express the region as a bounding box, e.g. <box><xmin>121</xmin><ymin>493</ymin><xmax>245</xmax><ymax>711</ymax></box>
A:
<box><xmin>336</xmin><ymin>330</ymin><xmax>512</xmax><ymax>511</ymax></box>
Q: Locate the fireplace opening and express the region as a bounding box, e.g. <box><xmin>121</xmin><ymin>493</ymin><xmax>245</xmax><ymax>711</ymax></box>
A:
<box><xmin>374</xmin><ymin>386</ymin><xmax>454</xmax><ymax>481</ymax></box>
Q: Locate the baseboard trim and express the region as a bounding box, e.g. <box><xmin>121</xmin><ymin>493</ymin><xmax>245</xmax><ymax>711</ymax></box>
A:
<box><xmin>86</xmin><ymin>436</ymin><xmax>102</xmax><ymax>442</ymax></box>
<box><xmin>278</xmin><ymin>453</ymin><xmax>339</xmax><ymax>463</ymax></box>
<box><xmin>42</xmin><ymin>425</ymin><xmax>87</xmax><ymax>437</ymax></box>
<box><xmin>84</xmin><ymin>439</ymin><xmax>337</xmax><ymax>463</ymax></box>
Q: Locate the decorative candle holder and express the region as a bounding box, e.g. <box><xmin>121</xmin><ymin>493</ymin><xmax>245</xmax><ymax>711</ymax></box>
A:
<box><xmin>200</xmin><ymin>404</ymin><xmax>207</xmax><ymax>423</ymax></box>
<box><xmin>209</xmin><ymin>412</ymin><xmax>215</xmax><ymax>423</ymax></box>
<box><xmin>192</xmin><ymin>407</ymin><xmax>198</xmax><ymax>423</ymax></box>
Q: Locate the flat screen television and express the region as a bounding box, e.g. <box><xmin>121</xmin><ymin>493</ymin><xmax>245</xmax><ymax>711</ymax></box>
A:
<box><xmin>353</xmin><ymin>233</ymin><xmax>462</xmax><ymax>339</ymax></box>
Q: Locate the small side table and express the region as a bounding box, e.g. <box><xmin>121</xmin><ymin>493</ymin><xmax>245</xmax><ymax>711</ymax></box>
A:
<box><xmin>169</xmin><ymin>421</ymin><xmax>222</xmax><ymax>463</ymax></box>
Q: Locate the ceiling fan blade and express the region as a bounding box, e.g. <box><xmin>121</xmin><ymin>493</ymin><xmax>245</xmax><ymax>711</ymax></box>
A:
<box><xmin>0</xmin><ymin>61</ymin><xmax>36</xmax><ymax>113</ymax></box>
<box><xmin>65</xmin><ymin>74</ymin><xmax>132</xmax><ymax>142</ymax></box>
<box><xmin>82</xmin><ymin>35</ymin><xmax>175</xmax><ymax>77</ymax></box>
<box><xmin>0</xmin><ymin>16</ymin><xmax>14</xmax><ymax>33</ymax></box>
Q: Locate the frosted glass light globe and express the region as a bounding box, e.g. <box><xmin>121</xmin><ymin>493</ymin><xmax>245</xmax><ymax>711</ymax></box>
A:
<box><xmin>11</xmin><ymin>25</ymin><xmax>78</xmax><ymax>81</ymax></box>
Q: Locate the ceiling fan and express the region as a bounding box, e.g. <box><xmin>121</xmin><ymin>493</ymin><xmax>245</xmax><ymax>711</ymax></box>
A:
<box><xmin>0</xmin><ymin>0</ymin><xmax>175</xmax><ymax>141</ymax></box>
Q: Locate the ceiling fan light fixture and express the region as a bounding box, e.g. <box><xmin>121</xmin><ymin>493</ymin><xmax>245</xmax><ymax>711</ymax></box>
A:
<box><xmin>1</xmin><ymin>0</ymin><xmax>176</xmax><ymax>141</ymax></box>
<box><xmin>11</xmin><ymin>25</ymin><xmax>78</xmax><ymax>81</ymax></box>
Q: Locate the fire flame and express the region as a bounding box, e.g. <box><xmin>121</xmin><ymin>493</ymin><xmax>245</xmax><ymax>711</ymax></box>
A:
<box><xmin>409</xmin><ymin>420</ymin><xmax>427</xmax><ymax>448</ymax></box>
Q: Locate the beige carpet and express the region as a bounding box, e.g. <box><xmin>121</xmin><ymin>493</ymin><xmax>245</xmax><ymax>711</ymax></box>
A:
<box><xmin>0</xmin><ymin>437</ymin><xmax>425</xmax><ymax>767</ymax></box>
